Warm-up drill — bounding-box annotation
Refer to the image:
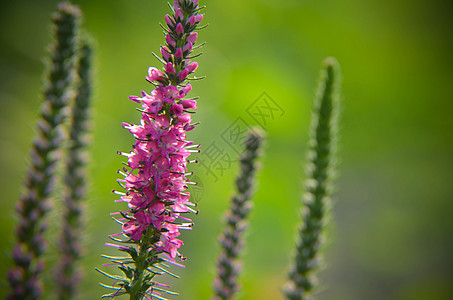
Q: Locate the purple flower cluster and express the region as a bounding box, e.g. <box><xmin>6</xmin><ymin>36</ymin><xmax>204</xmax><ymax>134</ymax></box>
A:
<box><xmin>113</xmin><ymin>0</ymin><xmax>203</xmax><ymax>261</ymax></box>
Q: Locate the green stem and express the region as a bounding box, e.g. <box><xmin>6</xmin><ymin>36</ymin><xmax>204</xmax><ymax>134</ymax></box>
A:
<box><xmin>129</xmin><ymin>228</ymin><xmax>154</xmax><ymax>300</ymax></box>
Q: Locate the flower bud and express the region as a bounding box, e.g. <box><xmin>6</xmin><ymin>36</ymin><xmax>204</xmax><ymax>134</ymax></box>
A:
<box><xmin>181</xmin><ymin>99</ymin><xmax>197</xmax><ymax>109</ymax></box>
<box><xmin>165</xmin><ymin>14</ymin><xmax>175</xmax><ymax>28</ymax></box>
<box><xmin>160</xmin><ymin>46</ymin><xmax>171</xmax><ymax>62</ymax></box>
<box><xmin>165</xmin><ymin>62</ymin><xmax>176</xmax><ymax>75</ymax></box>
<box><xmin>187</xmin><ymin>32</ymin><xmax>198</xmax><ymax>44</ymax></box>
<box><xmin>195</xmin><ymin>14</ymin><xmax>204</xmax><ymax>23</ymax></box>
<box><xmin>183</xmin><ymin>42</ymin><xmax>193</xmax><ymax>53</ymax></box>
<box><xmin>146</xmin><ymin>67</ymin><xmax>165</xmax><ymax>82</ymax></box>
<box><xmin>177</xmin><ymin>68</ymin><xmax>189</xmax><ymax>81</ymax></box>
<box><xmin>165</xmin><ymin>34</ymin><xmax>176</xmax><ymax>48</ymax></box>
<box><xmin>178</xmin><ymin>113</ymin><xmax>192</xmax><ymax>124</ymax></box>
<box><xmin>175</xmin><ymin>48</ymin><xmax>183</xmax><ymax>60</ymax></box>
<box><xmin>175</xmin><ymin>8</ymin><xmax>183</xmax><ymax>22</ymax></box>
<box><xmin>187</xmin><ymin>62</ymin><xmax>198</xmax><ymax>73</ymax></box>
<box><xmin>129</xmin><ymin>95</ymin><xmax>141</xmax><ymax>103</ymax></box>
<box><xmin>186</xmin><ymin>16</ymin><xmax>196</xmax><ymax>27</ymax></box>
<box><xmin>180</xmin><ymin>84</ymin><xmax>192</xmax><ymax>96</ymax></box>
<box><xmin>8</xmin><ymin>267</ymin><xmax>24</xmax><ymax>284</ymax></box>
<box><xmin>176</xmin><ymin>23</ymin><xmax>184</xmax><ymax>35</ymax></box>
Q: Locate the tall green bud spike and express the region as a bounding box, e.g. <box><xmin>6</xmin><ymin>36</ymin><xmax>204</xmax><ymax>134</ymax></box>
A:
<box><xmin>213</xmin><ymin>128</ymin><xmax>265</xmax><ymax>300</ymax></box>
<box><xmin>284</xmin><ymin>57</ymin><xmax>341</xmax><ymax>300</ymax></box>
<box><xmin>55</xmin><ymin>38</ymin><xmax>93</xmax><ymax>300</ymax></box>
<box><xmin>7</xmin><ymin>2</ymin><xmax>80</xmax><ymax>299</ymax></box>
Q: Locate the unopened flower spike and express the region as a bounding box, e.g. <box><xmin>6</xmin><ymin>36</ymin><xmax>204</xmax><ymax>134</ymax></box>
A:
<box><xmin>283</xmin><ymin>57</ymin><xmax>342</xmax><ymax>300</ymax></box>
<box><xmin>213</xmin><ymin>128</ymin><xmax>265</xmax><ymax>300</ymax></box>
<box><xmin>55</xmin><ymin>37</ymin><xmax>93</xmax><ymax>300</ymax></box>
<box><xmin>98</xmin><ymin>1</ymin><xmax>204</xmax><ymax>299</ymax></box>
<box><xmin>7</xmin><ymin>2</ymin><xmax>80</xmax><ymax>299</ymax></box>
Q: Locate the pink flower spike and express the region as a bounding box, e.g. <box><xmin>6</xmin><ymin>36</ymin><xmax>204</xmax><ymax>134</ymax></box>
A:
<box><xmin>165</xmin><ymin>62</ymin><xmax>176</xmax><ymax>75</ymax></box>
<box><xmin>175</xmin><ymin>8</ymin><xmax>183</xmax><ymax>22</ymax></box>
<box><xmin>165</xmin><ymin>34</ymin><xmax>176</xmax><ymax>48</ymax></box>
<box><xmin>187</xmin><ymin>32</ymin><xmax>198</xmax><ymax>44</ymax></box>
<box><xmin>175</xmin><ymin>48</ymin><xmax>183</xmax><ymax>60</ymax></box>
<box><xmin>187</xmin><ymin>62</ymin><xmax>198</xmax><ymax>73</ymax></box>
<box><xmin>177</xmin><ymin>68</ymin><xmax>189</xmax><ymax>81</ymax></box>
<box><xmin>106</xmin><ymin>0</ymin><xmax>204</xmax><ymax>290</ymax></box>
<box><xmin>183</xmin><ymin>42</ymin><xmax>193</xmax><ymax>53</ymax></box>
<box><xmin>176</xmin><ymin>23</ymin><xmax>184</xmax><ymax>35</ymax></box>
<box><xmin>160</xmin><ymin>46</ymin><xmax>171</xmax><ymax>61</ymax></box>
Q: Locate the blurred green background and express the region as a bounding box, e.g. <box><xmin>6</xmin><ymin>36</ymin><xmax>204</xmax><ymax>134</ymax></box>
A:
<box><xmin>1</xmin><ymin>0</ymin><xmax>453</xmax><ymax>299</ymax></box>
